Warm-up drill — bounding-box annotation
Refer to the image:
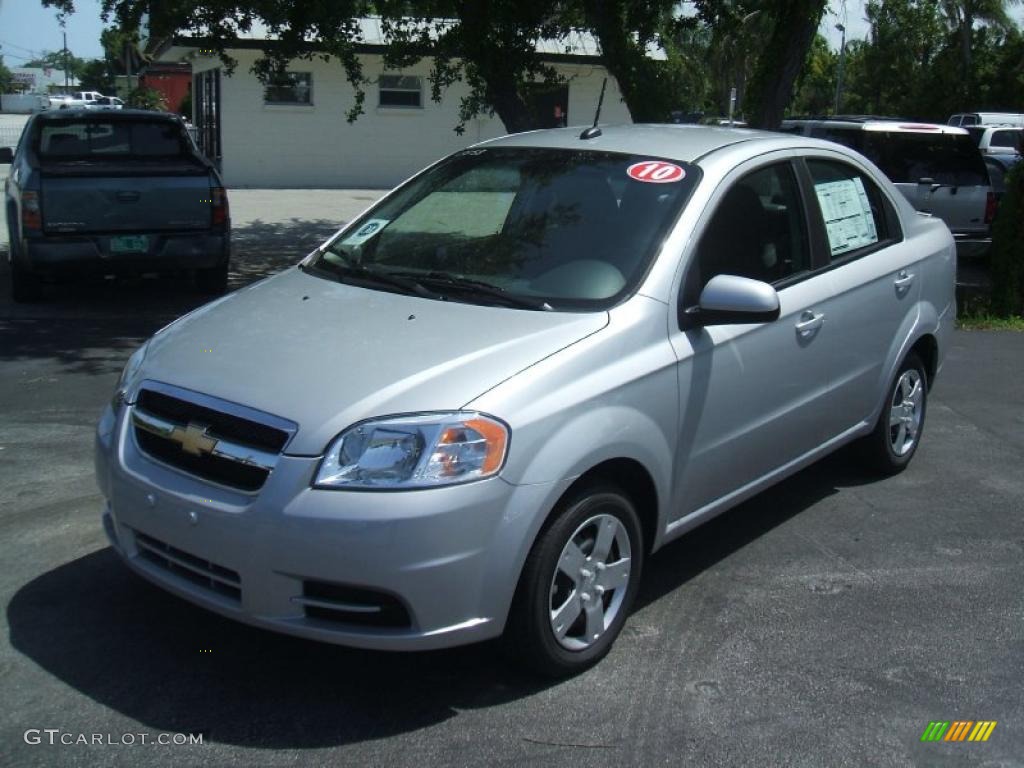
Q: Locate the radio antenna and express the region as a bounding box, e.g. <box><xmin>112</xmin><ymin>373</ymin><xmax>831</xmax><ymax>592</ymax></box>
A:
<box><xmin>580</xmin><ymin>78</ymin><xmax>607</xmax><ymax>140</ymax></box>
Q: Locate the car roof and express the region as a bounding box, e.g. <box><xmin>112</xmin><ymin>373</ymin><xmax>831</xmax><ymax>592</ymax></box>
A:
<box><xmin>35</xmin><ymin>109</ymin><xmax>182</xmax><ymax>121</ymax></box>
<box><xmin>783</xmin><ymin>117</ymin><xmax>968</xmax><ymax>135</ymax></box>
<box><xmin>473</xmin><ymin>123</ymin><xmax>821</xmax><ymax>164</ymax></box>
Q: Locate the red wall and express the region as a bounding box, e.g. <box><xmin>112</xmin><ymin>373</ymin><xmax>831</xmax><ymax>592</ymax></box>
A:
<box><xmin>140</xmin><ymin>71</ymin><xmax>191</xmax><ymax>113</ymax></box>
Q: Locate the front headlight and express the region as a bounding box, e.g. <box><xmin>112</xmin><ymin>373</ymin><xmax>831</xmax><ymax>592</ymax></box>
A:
<box><xmin>314</xmin><ymin>412</ymin><xmax>509</xmax><ymax>489</ymax></box>
<box><xmin>111</xmin><ymin>342</ymin><xmax>148</xmax><ymax>408</ymax></box>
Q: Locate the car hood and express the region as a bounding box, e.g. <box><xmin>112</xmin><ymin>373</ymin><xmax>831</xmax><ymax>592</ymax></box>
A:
<box><xmin>137</xmin><ymin>267</ymin><xmax>608</xmax><ymax>454</ymax></box>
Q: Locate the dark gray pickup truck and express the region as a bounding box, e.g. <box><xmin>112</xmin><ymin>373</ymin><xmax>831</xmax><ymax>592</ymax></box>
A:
<box><xmin>2</xmin><ymin>109</ymin><xmax>230</xmax><ymax>302</ymax></box>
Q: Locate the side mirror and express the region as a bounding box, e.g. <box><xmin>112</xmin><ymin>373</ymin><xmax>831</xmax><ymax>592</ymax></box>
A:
<box><xmin>688</xmin><ymin>274</ymin><xmax>780</xmax><ymax>326</ymax></box>
<box><xmin>0</xmin><ymin>147</ymin><xmax>13</xmax><ymax>164</ymax></box>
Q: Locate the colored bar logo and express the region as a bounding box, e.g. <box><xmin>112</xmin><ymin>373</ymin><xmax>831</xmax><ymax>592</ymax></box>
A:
<box><xmin>920</xmin><ymin>721</ymin><xmax>997</xmax><ymax>742</ymax></box>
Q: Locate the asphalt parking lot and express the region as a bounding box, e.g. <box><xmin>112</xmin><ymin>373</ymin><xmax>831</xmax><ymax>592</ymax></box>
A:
<box><xmin>1</xmin><ymin>182</ymin><xmax>1023</xmax><ymax>767</ymax></box>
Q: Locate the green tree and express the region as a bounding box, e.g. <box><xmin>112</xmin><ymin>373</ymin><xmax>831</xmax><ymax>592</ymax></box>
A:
<box><xmin>990</xmin><ymin>163</ymin><xmax>1024</xmax><ymax>316</ymax></box>
<box><xmin>791</xmin><ymin>33</ymin><xmax>836</xmax><ymax>115</ymax></box>
<box><xmin>24</xmin><ymin>50</ymin><xmax>88</xmax><ymax>80</ymax></box>
<box><xmin>941</xmin><ymin>0</ymin><xmax>1021</xmax><ymax>98</ymax></box>
<box><xmin>0</xmin><ymin>53</ymin><xmax>13</xmax><ymax>93</ymax></box>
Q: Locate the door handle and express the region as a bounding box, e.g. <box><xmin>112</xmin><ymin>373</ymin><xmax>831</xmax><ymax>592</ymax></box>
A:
<box><xmin>894</xmin><ymin>270</ymin><xmax>915</xmax><ymax>292</ymax></box>
<box><xmin>115</xmin><ymin>190</ymin><xmax>141</xmax><ymax>202</ymax></box>
<box><xmin>795</xmin><ymin>310</ymin><xmax>824</xmax><ymax>336</ymax></box>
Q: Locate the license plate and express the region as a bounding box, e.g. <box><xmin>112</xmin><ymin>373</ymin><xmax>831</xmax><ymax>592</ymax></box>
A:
<box><xmin>110</xmin><ymin>235</ymin><xmax>149</xmax><ymax>254</ymax></box>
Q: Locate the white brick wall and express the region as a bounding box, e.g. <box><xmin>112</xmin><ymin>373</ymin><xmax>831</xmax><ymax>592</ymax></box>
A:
<box><xmin>194</xmin><ymin>51</ymin><xmax>632</xmax><ymax>188</ymax></box>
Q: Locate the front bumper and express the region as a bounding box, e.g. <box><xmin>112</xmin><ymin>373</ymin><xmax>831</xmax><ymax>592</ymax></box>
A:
<box><xmin>22</xmin><ymin>230</ymin><xmax>228</xmax><ymax>276</ymax></box>
<box><xmin>95</xmin><ymin>402</ymin><xmax>566</xmax><ymax>651</ymax></box>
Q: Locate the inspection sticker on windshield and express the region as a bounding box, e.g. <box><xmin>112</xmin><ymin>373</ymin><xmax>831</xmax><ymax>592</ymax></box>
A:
<box><xmin>627</xmin><ymin>161</ymin><xmax>686</xmax><ymax>183</ymax></box>
<box><xmin>341</xmin><ymin>218</ymin><xmax>390</xmax><ymax>246</ymax></box>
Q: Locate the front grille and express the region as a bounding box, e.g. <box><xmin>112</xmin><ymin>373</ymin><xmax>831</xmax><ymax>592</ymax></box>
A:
<box><xmin>133</xmin><ymin>530</ymin><xmax>241</xmax><ymax>602</ymax></box>
<box><xmin>299</xmin><ymin>580</ymin><xmax>412</xmax><ymax>629</ymax></box>
<box><xmin>132</xmin><ymin>385</ymin><xmax>294</xmax><ymax>492</ymax></box>
<box><xmin>137</xmin><ymin>389</ymin><xmax>289</xmax><ymax>452</ymax></box>
<box><xmin>135</xmin><ymin>429</ymin><xmax>268</xmax><ymax>491</ymax></box>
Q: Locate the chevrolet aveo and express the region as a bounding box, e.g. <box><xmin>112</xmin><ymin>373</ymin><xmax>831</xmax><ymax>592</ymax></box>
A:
<box><xmin>95</xmin><ymin>125</ymin><xmax>955</xmax><ymax>676</ymax></box>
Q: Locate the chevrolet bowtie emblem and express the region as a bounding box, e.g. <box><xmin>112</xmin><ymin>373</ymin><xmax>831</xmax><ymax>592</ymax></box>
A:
<box><xmin>169</xmin><ymin>422</ymin><xmax>218</xmax><ymax>456</ymax></box>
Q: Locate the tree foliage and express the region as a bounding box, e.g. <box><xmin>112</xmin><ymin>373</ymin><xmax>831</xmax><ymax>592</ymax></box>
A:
<box><xmin>39</xmin><ymin>0</ymin><xmax>1022</xmax><ymax>132</ymax></box>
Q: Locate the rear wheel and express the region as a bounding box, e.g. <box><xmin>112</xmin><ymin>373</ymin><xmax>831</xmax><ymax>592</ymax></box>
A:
<box><xmin>505</xmin><ymin>484</ymin><xmax>643</xmax><ymax>677</ymax></box>
<box><xmin>861</xmin><ymin>352</ymin><xmax>928</xmax><ymax>474</ymax></box>
<box><xmin>8</xmin><ymin>226</ymin><xmax>42</xmax><ymax>303</ymax></box>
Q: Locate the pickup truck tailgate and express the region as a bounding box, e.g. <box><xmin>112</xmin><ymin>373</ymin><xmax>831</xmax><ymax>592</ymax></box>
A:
<box><xmin>42</xmin><ymin>172</ymin><xmax>212</xmax><ymax>234</ymax></box>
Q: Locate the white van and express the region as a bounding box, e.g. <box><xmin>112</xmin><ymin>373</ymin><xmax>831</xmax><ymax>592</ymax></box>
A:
<box><xmin>948</xmin><ymin>112</ymin><xmax>1024</xmax><ymax>128</ymax></box>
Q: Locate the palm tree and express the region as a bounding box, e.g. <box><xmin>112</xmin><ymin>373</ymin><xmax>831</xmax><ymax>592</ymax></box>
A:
<box><xmin>941</xmin><ymin>0</ymin><xmax>1021</xmax><ymax>93</ymax></box>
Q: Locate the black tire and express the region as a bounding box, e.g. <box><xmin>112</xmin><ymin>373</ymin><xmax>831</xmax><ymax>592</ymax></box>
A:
<box><xmin>505</xmin><ymin>483</ymin><xmax>644</xmax><ymax>677</ymax></box>
<box><xmin>860</xmin><ymin>352</ymin><xmax>928</xmax><ymax>475</ymax></box>
<box><xmin>9</xmin><ymin>229</ymin><xmax>42</xmax><ymax>303</ymax></box>
<box><xmin>195</xmin><ymin>259</ymin><xmax>228</xmax><ymax>295</ymax></box>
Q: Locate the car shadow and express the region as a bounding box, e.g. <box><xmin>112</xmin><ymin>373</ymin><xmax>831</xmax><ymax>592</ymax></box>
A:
<box><xmin>6</xmin><ymin>450</ymin><xmax>877</xmax><ymax>750</ymax></box>
<box><xmin>635</xmin><ymin>449</ymin><xmax>879</xmax><ymax>611</ymax></box>
<box><xmin>0</xmin><ymin>217</ymin><xmax>340</xmax><ymax>376</ymax></box>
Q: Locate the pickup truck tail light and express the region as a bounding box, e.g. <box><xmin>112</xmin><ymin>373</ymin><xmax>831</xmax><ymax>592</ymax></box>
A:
<box><xmin>21</xmin><ymin>191</ymin><xmax>42</xmax><ymax>231</ymax></box>
<box><xmin>984</xmin><ymin>191</ymin><xmax>997</xmax><ymax>225</ymax></box>
<box><xmin>211</xmin><ymin>186</ymin><xmax>229</xmax><ymax>227</ymax></box>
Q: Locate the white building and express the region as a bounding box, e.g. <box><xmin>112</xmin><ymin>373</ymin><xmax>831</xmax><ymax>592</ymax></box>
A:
<box><xmin>152</xmin><ymin>20</ymin><xmax>634</xmax><ymax>188</ymax></box>
<box><xmin>9</xmin><ymin>67</ymin><xmax>80</xmax><ymax>93</ymax></box>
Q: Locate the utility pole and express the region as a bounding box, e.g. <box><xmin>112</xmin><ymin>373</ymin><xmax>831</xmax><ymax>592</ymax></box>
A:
<box><xmin>833</xmin><ymin>23</ymin><xmax>847</xmax><ymax>115</ymax></box>
<box><xmin>63</xmin><ymin>31</ymin><xmax>69</xmax><ymax>90</ymax></box>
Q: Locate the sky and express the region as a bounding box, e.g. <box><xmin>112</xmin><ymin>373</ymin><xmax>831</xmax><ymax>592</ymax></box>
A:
<box><xmin>0</xmin><ymin>0</ymin><xmax>107</xmax><ymax>65</ymax></box>
<box><xmin>0</xmin><ymin>0</ymin><xmax>1023</xmax><ymax>67</ymax></box>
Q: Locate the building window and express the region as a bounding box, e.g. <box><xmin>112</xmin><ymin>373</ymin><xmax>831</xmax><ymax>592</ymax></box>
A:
<box><xmin>264</xmin><ymin>72</ymin><xmax>313</xmax><ymax>106</ymax></box>
<box><xmin>379</xmin><ymin>75</ymin><xmax>422</xmax><ymax>108</ymax></box>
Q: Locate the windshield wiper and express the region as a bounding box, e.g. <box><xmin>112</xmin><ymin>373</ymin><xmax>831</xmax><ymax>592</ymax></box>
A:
<box><xmin>304</xmin><ymin>260</ymin><xmax>442</xmax><ymax>300</ymax></box>
<box><xmin>399</xmin><ymin>271</ymin><xmax>553</xmax><ymax>311</ymax></box>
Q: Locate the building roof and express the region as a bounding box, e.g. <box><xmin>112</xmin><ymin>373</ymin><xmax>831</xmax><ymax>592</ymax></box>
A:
<box><xmin>153</xmin><ymin>15</ymin><xmax>665</xmax><ymax>63</ymax></box>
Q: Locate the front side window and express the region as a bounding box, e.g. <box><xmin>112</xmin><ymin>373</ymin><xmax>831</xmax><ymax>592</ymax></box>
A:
<box><xmin>264</xmin><ymin>72</ymin><xmax>313</xmax><ymax>105</ymax></box>
<box><xmin>310</xmin><ymin>148</ymin><xmax>701</xmax><ymax>310</ymax></box>
<box><xmin>694</xmin><ymin>162</ymin><xmax>810</xmax><ymax>289</ymax></box>
<box><xmin>807</xmin><ymin>159</ymin><xmax>896</xmax><ymax>260</ymax></box>
<box><xmin>379</xmin><ymin>75</ymin><xmax>422</xmax><ymax>108</ymax></box>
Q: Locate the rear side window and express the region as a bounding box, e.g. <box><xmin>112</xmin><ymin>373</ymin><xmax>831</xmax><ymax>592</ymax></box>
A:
<box><xmin>991</xmin><ymin>130</ymin><xmax>1020</xmax><ymax>149</ymax></box>
<box><xmin>807</xmin><ymin>160</ymin><xmax>897</xmax><ymax>260</ymax></box>
<box><xmin>861</xmin><ymin>132</ymin><xmax>988</xmax><ymax>186</ymax></box>
<box><xmin>37</xmin><ymin>120</ymin><xmax>187</xmax><ymax>158</ymax></box>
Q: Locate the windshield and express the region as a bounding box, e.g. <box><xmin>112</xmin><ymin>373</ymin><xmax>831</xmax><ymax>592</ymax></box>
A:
<box><xmin>310</xmin><ymin>147</ymin><xmax>700</xmax><ymax>310</ymax></box>
<box><xmin>36</xmin><ymin>119</ymin><xmax>189</xmax><ymax>159</ymax></box>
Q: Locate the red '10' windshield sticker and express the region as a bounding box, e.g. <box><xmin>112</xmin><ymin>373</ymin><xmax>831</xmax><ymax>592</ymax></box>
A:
<box><xmin>627</xmin><ymin>161</ymin><xmax>686</xmax><ymax>183</ymax></box>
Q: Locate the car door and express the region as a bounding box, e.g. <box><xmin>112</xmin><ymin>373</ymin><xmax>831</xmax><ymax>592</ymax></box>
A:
<box><xmin>667</xmin><ymin>157</ymin><xmax>833</xmax><ymax>525</ymax></box>
<box><xmin>798</xmin><ymin>155</ymin><xmax>922</xmax><ymax>439</ymax></box>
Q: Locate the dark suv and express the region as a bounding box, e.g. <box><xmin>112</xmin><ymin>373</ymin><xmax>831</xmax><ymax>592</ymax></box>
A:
<box><xmin>780</xmin><ymin>118</ymin><xmax>994</xmax><ymax>257</ymax></box>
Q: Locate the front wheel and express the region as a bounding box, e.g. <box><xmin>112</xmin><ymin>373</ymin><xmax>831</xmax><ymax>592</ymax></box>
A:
<box><xmin>505</xmin><ymin>484</ymin><xmax>644</xmax><ymax>677</ymax></box>
<box><xmin>860</xmin><ymin>352</ymin><xmax>928</xmax><ymax>474</ymax></box>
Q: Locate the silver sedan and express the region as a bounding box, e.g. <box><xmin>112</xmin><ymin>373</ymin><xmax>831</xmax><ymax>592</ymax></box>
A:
<box><xmin>95</xmin><ymin>124</ymin><xmax>955</xmax><ymax>675</ymax></box>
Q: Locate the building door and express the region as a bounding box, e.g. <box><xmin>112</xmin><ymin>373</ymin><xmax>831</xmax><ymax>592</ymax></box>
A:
<box><xmin>193</xmin><ymin>69</ymin><xmax>222</xmax><ymax>170</ymax></box>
